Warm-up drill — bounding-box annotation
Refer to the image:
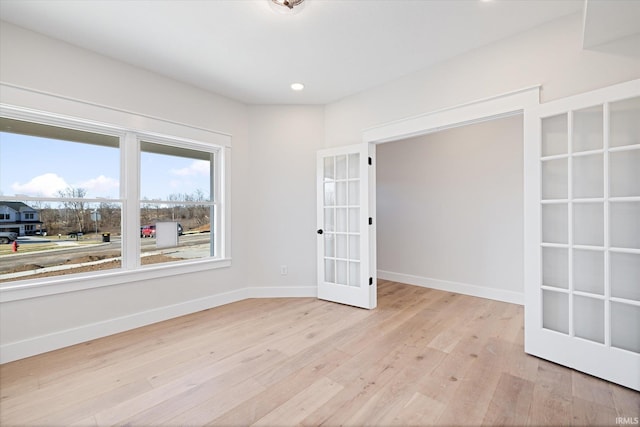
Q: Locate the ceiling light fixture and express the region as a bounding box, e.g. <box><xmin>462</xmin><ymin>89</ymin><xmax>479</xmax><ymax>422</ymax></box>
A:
<box><xmin>272</xmin><ymin>0</ymin><xmax>304</xmax><ymax>10</ymax></box>
<box><xmin>291</xmin><ymin>83</ymin><xmax>305</xmax><ymax>91</ymax></box>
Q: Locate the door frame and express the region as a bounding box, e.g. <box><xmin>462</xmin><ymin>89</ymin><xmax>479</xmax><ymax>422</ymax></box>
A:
<box><xmin>362</xmin><ymin>85</ymin><xmax>541</xmax><ymax>304</ymax></box>
<box><xmin>361</xmin><ymin>85</ymin><xmax>540</xmax><ymax>300</ymax></box>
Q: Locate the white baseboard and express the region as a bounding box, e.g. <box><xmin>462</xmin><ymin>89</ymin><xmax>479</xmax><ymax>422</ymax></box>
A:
<box><xmin>0</xmin><ymin>288</ymin><xmax>249</xmax><ymax>364</ymax></box>
<box><xmin>378</xmin><ymin>270</ymin><xmax>524</xmax><ymax>305</ymax></box>
<box><xmin>248</xmin><ymin>285</ymin><xmax>317</xmax><ymax>299</ymax></box>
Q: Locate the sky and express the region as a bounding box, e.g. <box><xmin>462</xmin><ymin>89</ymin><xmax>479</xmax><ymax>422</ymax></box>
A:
<box><xmin>0</xmin><ymin>132</ymin><xmax>211</xmax><ymax>201</ymax></box>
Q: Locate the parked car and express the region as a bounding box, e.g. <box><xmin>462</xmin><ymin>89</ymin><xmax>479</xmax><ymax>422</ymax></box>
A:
<box><xmin>0</xmin><ymin>231</ymin><xmax>18</xmax><ymax>244</ymax></box>
<box><xmin>141</xmin><ymin>224</ymin><xmax>156</xmax><ymax>238</ymax></box>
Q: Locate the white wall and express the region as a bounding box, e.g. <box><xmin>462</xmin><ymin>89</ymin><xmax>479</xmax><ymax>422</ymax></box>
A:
<box><xmin>325</xmin><ymin>13</ymin><xmax>640</xmax><ymax>148</ymax></box>
<box><xmin>0</xmin><ymin>22</ymin><xmax>252</xmax><ymax>360</ymax></box>
<box><xmin>377</xmin><ymin>115</ymin><xmax>524</xmax><ymax>303</ymax></box>
<box><xmin>247</xmin><ymin>105</ymin><xmax>324</xmax><ymax>295</ymax></box>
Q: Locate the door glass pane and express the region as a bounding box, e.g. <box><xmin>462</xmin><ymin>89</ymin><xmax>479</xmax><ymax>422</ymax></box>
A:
<box><xmin>542</xmin><ymin>114</ymin><xmax>568</xmax><ymax>156</ymax></box>
<box><xmin>542</xmin><ymin>204</ymin><xmax>568</xmax><ymax>244</ymax></box>
<box><xmin>336</xmin><ymin>260</ymin><xmax>348</xmax><ymax>285</ymax></box>
<box><xmin>610</xmin><ymin>202</ymin><xmax>640</xmax><ymax>249</ymax></box>
<box><xmin>610</xmin><ymin>96</ymin><xmax>640</xmax><ymax>148</ymax></box>
<box><xmin>610</xmin><ymin>149</ymin><xmax>640</xmax><ymax>197</ymax></box>
<box><xmin>573</xmin><ymin>154</ymin><xmax>603</xmax><ymax>198</ymax></box>
<box><xmin>349</xmin><ymin>208</ymin><xmax>360</xmax><ymax>233</ymax></box>
<box><xmin>348</xmin><ymin>153</ymin><xmax>360</xmax><ymax>179</ymax></box>
<box><xmin>542</xmin><ymin>159</ymin><xmax>568</xmax><ymax>200</ymax></box>
<box><xmin>324</xmin><ymin>156</ymin><xmax>335</xmax><ymax>180</ymax></box>
<box><xmin>611</xmin><ymin>302</ymin><xmax>640</xmax><ymax>353</ymax></box>
<box><xmin>611</xmin><ymin>252</ymin><xmax>640</xmax><ymax>301</ymax></box>
<box><xmin>349</xmin><ymin>262</ymin><xmax>360</xmax><ymax>287</ymax></box>
<box><xmin>348</xmin><ymin>181</ymin><xmax>360</xmax><ymax>205</ymax></box>
<box><xmin>336</xmin><ymin>234</ymin><xmax>348</xmax><ymax>259</ymax></box>
<box><xmin>543</xmin><ymin>290</ymin><xmax>569</xmax><ymax>334</ymax></box>
<box><xmin>324</xmin><ymin>182</ymin><xmax>335</xmax><ymax>206</ymax></box>
<box><xmin>336</xmin><ymin>208</ymin><xmax>348</xmax><ymax>232</ymax></box>
<box><xmin>574</xmin><ymin>295</ymin><xmax>604</xmax><ymax>344</ymax></box>
<box><xmin>573</xmin><ymin>203</ymin><xmax>604</xmax><ymax>247</ymax></box>
<box><xmin>324</xmin><ymin>208</ymin><xmax>335</xmax><ymax>232</ymax></box>
<box><xmin>573</xmin><ymin>105</ymin><xmax>603</xmax><ymax>152</ymax></box>
<box><xmin>573</xmin><ymin>249</ymin><xmax>604</xmax><ymax>295</ymax></box>
<box><xmin>324</xmin><ymin>234</ymin><xmax>335</xmax><ymax>257</ymax></box>
<box><xmin>349</xmin><ymin>235</ymin><xmax>360</xmax><ymax>261</ymax></box>
<box><xmin>336</xmin><ymin>182</ymin><xmax>347</xmax><ymax>206</ymax></box>
<box><xmin>324</xmin><ymin>259</ymin><xmax>335</xmax><ymax>284</ymax></box>
<box><xmin>336</xmin><ymin>155</ymin><xmax>347</xmax><ymax>179</ymax></box>
<box><xmin>542</xmin><ymin>247</ymin><xmax>568</xmax><ymax>289</ymax></box>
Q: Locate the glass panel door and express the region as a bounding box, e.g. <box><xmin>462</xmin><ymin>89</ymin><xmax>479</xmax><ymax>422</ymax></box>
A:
<box><xmin>527</xmin><ymin>80</ymin><xmax>640</xmax><ymax>391</ymax></box>
<box><xmin>317</xmin><ymin>143</ymin><xmax>376</xmax><ymax>309</ymax></box>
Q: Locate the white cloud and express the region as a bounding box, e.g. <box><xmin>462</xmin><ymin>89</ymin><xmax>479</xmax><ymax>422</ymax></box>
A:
<box><xmin>11</xmin><ymin>173</ymin><xmax>119</xmax><ymax>198</ymax></box>
<box><xmin>77</xmin><ymin>175</ymin><xmax>119</xmax><ymax>196</ymax></box>
<box><xmin>11</xmin><ymin>173</ymin><xmax>68</xmax><ymax>197</ymax></box>
<box><xmin>170</xmin><ymin>160</ymin><xmax>209</xmax><ymax>176</ymax></box>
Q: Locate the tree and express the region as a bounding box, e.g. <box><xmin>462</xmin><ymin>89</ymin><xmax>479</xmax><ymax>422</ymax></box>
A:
<box><xmin>58</xmin><ymin>187</ymin><xmax>88</xmax><ymax>232</ymax></box>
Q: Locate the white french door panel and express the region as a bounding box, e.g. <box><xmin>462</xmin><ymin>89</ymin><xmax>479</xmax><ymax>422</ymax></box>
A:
<box><xmin>524</xmin><ymin>79</ymin><xmax>640</xmax><ymax>391</ymax></box>
<box><xmin>317</xmin><ymin>143</ymin><xmax>376</xmax><ymax>309</ymax></box>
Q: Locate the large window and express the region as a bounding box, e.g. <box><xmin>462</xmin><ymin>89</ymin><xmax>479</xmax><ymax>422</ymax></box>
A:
<box><xmin>0</xmin><ymin>112</ymin><xmax>225</xmax><ymax>286</ymax></box>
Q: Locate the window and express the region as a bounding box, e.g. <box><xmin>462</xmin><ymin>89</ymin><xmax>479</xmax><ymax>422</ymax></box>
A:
<box><xmin>0</xmin><ymin>112</ymin><xmax>226</xmax><ymax>287</ymax></box>
<box><xmin>138</xmin><ymin>139</ymin><xmax>219</xmax><ymax>267</ymax></box>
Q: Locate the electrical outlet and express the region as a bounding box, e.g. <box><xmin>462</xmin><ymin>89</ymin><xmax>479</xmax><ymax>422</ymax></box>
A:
<box><xmin>280</xmin><ymin>265</ymin><xmax>288</xmax><ymax>275</ymax></box>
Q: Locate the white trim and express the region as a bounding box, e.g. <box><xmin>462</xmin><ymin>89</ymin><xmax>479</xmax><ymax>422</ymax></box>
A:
<box><xmin>377</xmin><ymin>270</ymin><xmax>524</xmax><ymax>305</ymax></box>
<box><xmin>0</xmin><ymin>287</ymin><xmax>248</xmax><ymax>364</ymax></box>
<box><xmin>0</xmin><ymin>259</ymin><xmax>232</xmax><ymax>303</ymax></box>
<box><xmin>531</xmin><ymin>79</ymin><xmax>640</xmax><ymax>117</ymax></box>
<box><xmin>363</xmin><ymin>85</ymin><xmax>540</xmax><ymax>143</ymax></box>
<box><xmin>0</xmin><ymin>83</ymin><xmax>232</xmax><ymax>146</ymax></box>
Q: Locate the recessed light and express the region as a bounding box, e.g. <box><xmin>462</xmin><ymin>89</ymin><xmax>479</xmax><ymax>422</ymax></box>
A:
<box><xmin>291</xmin><ymin>83</ymin><xmax>305</xmax><ymax>91</ymax></box>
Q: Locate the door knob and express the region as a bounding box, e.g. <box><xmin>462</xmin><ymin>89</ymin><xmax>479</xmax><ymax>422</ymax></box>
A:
<box><xmin>317</xmin><ymin>229</ymin><xmax>323</xmax><ymax>235</ymax></box>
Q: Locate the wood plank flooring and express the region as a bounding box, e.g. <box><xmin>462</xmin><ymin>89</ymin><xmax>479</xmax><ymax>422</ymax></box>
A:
<box><xmin>1</xmin><ymin>281</ymin><xmax>638</xmax><ymax>426</ymax></box>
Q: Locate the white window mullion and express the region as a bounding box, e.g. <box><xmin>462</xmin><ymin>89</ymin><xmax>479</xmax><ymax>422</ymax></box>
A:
<box><xmin>123</xmin><ymin>132</ymin><xmax>140</xmax><ymax>270</ymax></box>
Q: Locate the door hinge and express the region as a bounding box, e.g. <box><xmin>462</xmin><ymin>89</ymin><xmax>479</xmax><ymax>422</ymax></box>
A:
<box><xmin>369</xmin><ymin>277</ymin><xmax>373</xmax><ymax>286</ymax></box>
<box><xmin>368</xmin><ymin>157</ymin><xmax>372</xmax><ymax>165</ymax></box>
<box><xmin>368</xmin><ymin>217</ymin><xmax>373</xmax><ymax>225</ymax></box>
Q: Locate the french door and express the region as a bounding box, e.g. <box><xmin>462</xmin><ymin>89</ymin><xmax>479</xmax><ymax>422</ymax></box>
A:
<box><xmin>525</xmin><ymin>79</ymin><xmax>640</xmax><ymax>391</ymax></box>
<box><xmin>316</xmin><ymin>143</ymin><xmax>376</xmax><ymax>309</ymax></box>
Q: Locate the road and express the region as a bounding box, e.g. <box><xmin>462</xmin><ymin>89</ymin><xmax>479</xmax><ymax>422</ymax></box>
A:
<box><xmin>1</xmin><ymin>234</ymin><xmax>211</xmax><ymax>273</ymax></box>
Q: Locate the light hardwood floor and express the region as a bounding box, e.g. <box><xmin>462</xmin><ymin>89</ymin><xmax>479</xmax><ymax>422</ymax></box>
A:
<box><xmin>1</xmin><ymin>281</ymin><xmax>638</xmax><ymax>426</ymax></box>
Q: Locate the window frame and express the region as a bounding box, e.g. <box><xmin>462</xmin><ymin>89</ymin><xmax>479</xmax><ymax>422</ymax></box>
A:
<box><xmin>0</xmin><ymin>101</ymin><xmax>231</xmax><ymax>302</ymax></box>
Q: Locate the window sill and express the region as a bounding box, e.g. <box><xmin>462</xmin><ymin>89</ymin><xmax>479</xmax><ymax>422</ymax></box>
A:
<box><xmin>0</xmin><ymin>258</ymin><xmax>232</xmax><ymax>303</ymax></box>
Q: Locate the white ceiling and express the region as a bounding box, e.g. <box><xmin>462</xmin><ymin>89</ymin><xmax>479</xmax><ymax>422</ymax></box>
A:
<box><xmin>0</xmin><ymin>0</ymin><xmax>591</xmax><ymax>104</ymax></box>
